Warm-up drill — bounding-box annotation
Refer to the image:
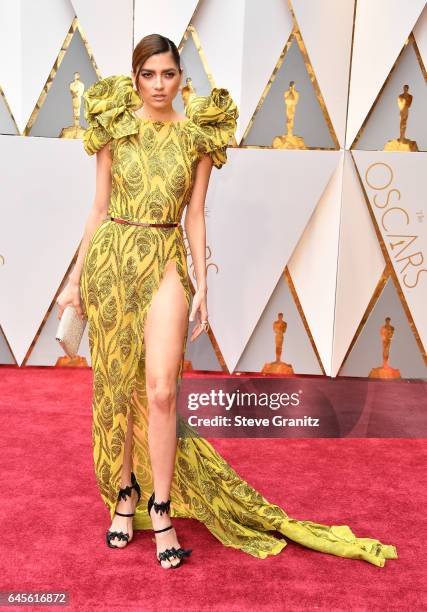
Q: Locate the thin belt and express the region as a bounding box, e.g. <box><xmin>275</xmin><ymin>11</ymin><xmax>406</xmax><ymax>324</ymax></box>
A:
<box><xmin>110</xmin><ymin>216</ymin><xmax>179</xmax><ymax>228</ymax></box>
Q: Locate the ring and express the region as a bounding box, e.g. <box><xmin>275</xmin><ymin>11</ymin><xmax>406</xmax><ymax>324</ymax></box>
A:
<box><xmin>201</xmin><ymin>319</ymin><xmax>210</xmax><ymax>332</ymax></box>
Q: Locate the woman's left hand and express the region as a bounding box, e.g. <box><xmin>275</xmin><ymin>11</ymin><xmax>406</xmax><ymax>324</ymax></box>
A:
<box><xmin>189</xmin><ymin>288</ymin><xmax>209</xmax><ymax>342</ymax></box>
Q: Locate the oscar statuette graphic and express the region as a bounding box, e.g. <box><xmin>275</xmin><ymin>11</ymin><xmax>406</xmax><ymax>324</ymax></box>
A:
<box><xmin>272</xmin><ymin>81</ymin><xmax>307</xmax><ymax>149</ymax></box>
<box><xmin>369</xmin><ymin>317</ymin><xmax>401</xmax><ymax>379</ymax></box>
<box><xmin>182</xmin><ymin>358</ymin><xmax>193</xmax><ymax>372</ymax></box>
<box><xmin>55</xmin><ymin>353</ymin><xmax>88</xmax><ymax>367</ymax></box>
<box><xmin>384</xmin><ymin>85</ymin><xmax>419</xmax><ymax>152</ymax></box>
<box><xmin>181</xmin><ymin>77</ymin><xmax>196</xmax><ymax>107</ymax></box>
<box><xmin>262</xmin><ymin>312</ymin><xmax>294</xmax><ymax>374</ymax></box>
<box><xmin>59</xmin><ymin>72</ymin><xmax>86</xmax><ymax>139</ymax></box>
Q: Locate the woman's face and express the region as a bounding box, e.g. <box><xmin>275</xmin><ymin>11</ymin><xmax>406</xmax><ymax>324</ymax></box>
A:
<box><xmin>132</xmin><ymin>51</ymin><xmax>182</xmax><ymax>108</ymax></box>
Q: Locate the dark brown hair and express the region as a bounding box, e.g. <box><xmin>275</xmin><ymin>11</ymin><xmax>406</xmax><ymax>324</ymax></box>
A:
<box><xmin>132</xmin><ymin>34</ymin><xmax>181</xmax><ymax>86</ymax></box>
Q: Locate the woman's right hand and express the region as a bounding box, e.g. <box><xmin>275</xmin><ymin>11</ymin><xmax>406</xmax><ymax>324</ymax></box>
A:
<box><xmin>56</xmin><ymin>279</ymin><xmax>85</xmax><ymax>321</ymax></box>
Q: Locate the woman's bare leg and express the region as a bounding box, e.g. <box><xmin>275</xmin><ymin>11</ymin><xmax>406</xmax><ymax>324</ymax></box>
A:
<box><xmin>107</xmin><ymin>407</ymin><xmax>138</xmax><ymax>547</ymax></box>
<box><xmin>144</xmin><ymin>259</ymin><xmax>189</xmax><ymax>568</ymax></box>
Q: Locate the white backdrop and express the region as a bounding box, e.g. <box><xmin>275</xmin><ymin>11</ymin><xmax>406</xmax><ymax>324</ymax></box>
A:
<box><xmin>0</xmin><ymin>0</ymin><xmax>426</xmax><ymax>378</ymax></box>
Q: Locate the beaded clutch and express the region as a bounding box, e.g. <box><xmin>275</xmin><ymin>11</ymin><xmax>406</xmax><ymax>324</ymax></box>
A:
<box><xmin>55</xmin><ymin>305</ymin><xmax>87</xmax><ymax>358</ymax></box>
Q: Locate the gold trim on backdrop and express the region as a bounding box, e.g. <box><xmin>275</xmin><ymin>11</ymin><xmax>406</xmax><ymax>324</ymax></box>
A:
<box><xmin>239</xmin><ymin>28</ymin><xmax>293</xmax><ymax>146</ymax></box>
<box><xmin>203</xmin><ymin>326</ymin><xmax>229</xmax><ymax>374</ymax></box>
<box><xmin>179</xmin><ymin>24</ymin><xmax>238</xmax><ymax>147</ymax></box>
<box><xmin>240</xmin><ymin>1</ymin><xmax>340</xmax><ymax>150</ymax></box>
<box><xmin>350</xmin><ymin>32</ymin><xmax>426</xmax><ymax>150</ymax></box>
<box><xmin>24</xmin><ymin>16</ymin><xmax>101</xmax><ymax>136</ymax></box>
<box><xmin>177</xmin><ymin>2</ymin><xmax>204</xmax><ymax>51</ymax></box>
<box><xmin>337</xmin><ymin>266</ymin><xmax>389</xmax><ymax>375</ymax></box>
<box><xmin>288</xmin><ymin>0</ymin><xmax>340</xmax><ymax>150</ymax></box>
<box><xmin>284</xmin><ymin>267</ymin><xmax>326</xmax><ymax>375</ymax></box>
<box><xmin>351</xmin><ymin>152</ymin><xmax>427</xmax><ymax>366</ymax></box>
<box><xmin>412</xmin><ymin>30</ymin><xmax>427</xmax><ymax>82</ymax></box>
<box><xmin>344</xmin><ymin>0</ymin><xmax>358</xmax><ymax>150</ymax></box>
<box><xmin>0</xmin><ymin>87</ymin><xmax>20</xmax><ymax>135</ymax></box>
<box><xmin>179</xmin><ymin>25</ymin><xmax>216</xmax><ymax>90</ymax></box>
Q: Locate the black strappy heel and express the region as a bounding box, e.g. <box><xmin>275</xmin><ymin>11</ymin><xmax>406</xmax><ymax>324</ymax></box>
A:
<box><xmin>147</xmin><ymin>491</ymin><xmax>192</xmax><ymax>568</ymax></box>
<box><xmin>106</xmin><ymin>471</ymin><xmax>141</xmax><ymax>549</ymax></box>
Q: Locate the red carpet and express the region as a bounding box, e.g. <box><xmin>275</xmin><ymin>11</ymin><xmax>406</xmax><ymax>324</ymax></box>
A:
<box><xmin>0</xmin><ymin>366</ymin><xmax>425</xmax><ymax>611</ymax></box>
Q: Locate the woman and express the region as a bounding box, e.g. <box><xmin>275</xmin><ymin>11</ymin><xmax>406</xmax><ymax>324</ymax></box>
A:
<box><xmin>57</xmin><ymin>34</ymin><xmax>397</xmax><ymax>570</ymax></box>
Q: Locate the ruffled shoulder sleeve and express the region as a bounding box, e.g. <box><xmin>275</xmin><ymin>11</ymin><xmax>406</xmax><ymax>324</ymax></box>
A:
<box><xmin>82</xmin><ymin>74</ymin><xmax>142</xmax><ymax>155</ymax></box>
<box><xmin>185</xmin><ymin>88</ymin><xmax>239</xmax><ymax>169</ymax></box>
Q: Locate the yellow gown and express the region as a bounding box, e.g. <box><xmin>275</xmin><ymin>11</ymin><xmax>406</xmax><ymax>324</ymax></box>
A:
<box><xmin>79</xmin><ymin>74</ymin><xmax>397</xmax><ymax>567</ymax></box>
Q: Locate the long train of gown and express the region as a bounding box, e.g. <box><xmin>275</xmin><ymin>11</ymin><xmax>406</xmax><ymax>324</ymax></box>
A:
<box><xmin>81</xmin><ymin>238</ymin><xmax>397</xmax><ymax>568</ymax></box>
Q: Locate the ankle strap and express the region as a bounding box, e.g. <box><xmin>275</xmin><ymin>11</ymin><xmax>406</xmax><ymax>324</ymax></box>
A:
<box><xmin>154</xmin><ymin>524</ymin><xmax>173</xmax><ymax>534</ymax></box>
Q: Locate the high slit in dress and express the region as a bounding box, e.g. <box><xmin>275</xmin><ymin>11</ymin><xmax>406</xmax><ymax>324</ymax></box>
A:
<box><xmin>79</xmin><ymin>74</ymin><xmax>398</xmax><ymax>566</ymax></box>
